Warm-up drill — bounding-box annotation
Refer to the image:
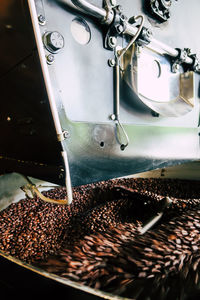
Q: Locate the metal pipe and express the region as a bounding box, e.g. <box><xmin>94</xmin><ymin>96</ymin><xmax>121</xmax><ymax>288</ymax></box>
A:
<box><xmin>115</xmin><ymin>59</ymin><xmax>120</xmax><ymax>119</ymax></box>
<box><xmin>62</xmin><ymin>151</ymin><xmax>73</xmax><ymax>204</ymax></box>
<box><xmin>68</xmin><ymin>0</ymin><xmax>194</xmax><ymax>64</ymax></box>
<box><xmin>70</xmin><ymin>0</ymin><xmax>107</xmax><ymax>19</ymax></box>
<box><xmin>124</xmin><ymin>22</ymin><xmax>193</xmax><ymax>64</ymax></box>
<box><xmin>57</xmin><ymin>0</ymin><xmax>87</xmax><ymax>14</ymax></box>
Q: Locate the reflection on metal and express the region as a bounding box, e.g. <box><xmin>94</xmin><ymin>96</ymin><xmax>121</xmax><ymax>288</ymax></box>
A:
<box><xmin>70</xmin><ymin>0</ymin><xmax>107</xmax><ymax>20</ymax></box>
<box><xmin>180</xmin><ymin>72</ymin><xmax>194</xmax><ymax>107</ymax></box>
<box><xmin>139</xmin><ymin>196</ymin><xmax>172</xmax><ymax>235</ymax></box>
<box><xmin>70</xmin><ymin>17</ymin><xmax>91</xmax><ymax>45</ymax></box>
<box><xmin>123</xmin><ymin>46</ymin><xmax>195</xmax><ymax>117</ymax></box>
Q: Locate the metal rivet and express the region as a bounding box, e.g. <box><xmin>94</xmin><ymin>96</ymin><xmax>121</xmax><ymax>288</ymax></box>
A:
<box><xmin>38</xmin><ymin>15</ymin><xmax>46</xmax><ymax>25</ymax></box>
<box><xmin>109</xmin><ymin>114</ymin><xmax>116</xmax><ymax>120</ymax></box>
<box><xmin>46</xmin><ymin>54</ymin><xmax>55</xmax><ymax>64</ymax></box>
<box><xmin>108</xmin><ymin>59</ymin><xmax>116</xmax><ymax>67</ymax></box>
<box><xmin>63</xmin><ymin>130</ymin><xmax>70</xmax><ymax>139</ymax></box>
<box><xmin>109</xmin><ymin>36</ymin><xmax>117</xmax><ymax>48</ymax></box>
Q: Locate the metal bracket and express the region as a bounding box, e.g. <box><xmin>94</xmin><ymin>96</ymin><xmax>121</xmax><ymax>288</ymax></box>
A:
<box><xmin>123</xmin><ymin>45</ymin><xmax>195</xmax><ymax>117</ymax></box>
<box><xmin>147</xmin><ymin>0</ymin><xmax>172</xmax><ymax>22</ymax></box>
<box><xmin>104</xmin><ymin>5</ymin><xmax>128</xmax><ymax>50</ymax></box>
<box><xmin>104</xmin><ymin>6</ymin><xmax>152</xmax><ymax>50</ymax></box>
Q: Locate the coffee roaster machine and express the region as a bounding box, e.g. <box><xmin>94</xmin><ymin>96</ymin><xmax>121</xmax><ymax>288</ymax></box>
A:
<box><xmin>1</xmin><ymin>0</ymin><xmax>200</xmax><ymax>297</ymax></box>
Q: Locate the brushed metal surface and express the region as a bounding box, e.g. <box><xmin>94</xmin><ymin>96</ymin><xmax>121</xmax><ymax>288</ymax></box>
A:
<box><xmin>0</xmin><ymin>0</ymin><xmax>200</xmax><ymax>186</ymax></box>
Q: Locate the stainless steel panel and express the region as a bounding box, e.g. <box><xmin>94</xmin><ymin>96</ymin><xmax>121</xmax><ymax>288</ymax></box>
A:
<box><xmin>29</xmin><ymin>0</ymin><xmax>200</xmax><ymax>185</ymax></box>
<box><xmin>64</xmin><ymin>123</ymin><xmax>200</xmax><ymax>185</ymax></box>
<box><xmin>0</xmin><ymin>0</ymin><xmax>200</xmax><ymax>187</ymax></box>
<box><xmin>37</xmin><ymin>0</ymin><xmax>200</xmax><ymax>126</ymax></box>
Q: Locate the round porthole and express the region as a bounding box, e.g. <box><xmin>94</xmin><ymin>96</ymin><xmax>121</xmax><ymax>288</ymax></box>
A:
<box><xmin>71</xmin><ymin>17</ymin><xmax>91</xmax><ymax>45</ymax></box>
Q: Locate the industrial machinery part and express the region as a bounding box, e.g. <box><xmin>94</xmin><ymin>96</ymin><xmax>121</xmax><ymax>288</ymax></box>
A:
<box><xmin>146</xmin><ymin>0</ymin><xmax>173</xmax><ymax>22</ymax></box>
<box><xmin>0</xmin><ymin>0</ymin><xmax>200</xmax><ymax>201</ymax></box>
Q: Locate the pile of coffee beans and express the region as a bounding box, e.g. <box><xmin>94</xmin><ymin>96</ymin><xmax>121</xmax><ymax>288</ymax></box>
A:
<box><xmin>1</xmin><ymin>178</ymin><xmax>200</xmax><ymax>299</ymax></box>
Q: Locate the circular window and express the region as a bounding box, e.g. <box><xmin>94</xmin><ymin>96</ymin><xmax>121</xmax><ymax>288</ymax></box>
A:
<box><xmin>71</xmin><ymin>18</ymin><xmax>91</xmax><ymax>45</ymax></box>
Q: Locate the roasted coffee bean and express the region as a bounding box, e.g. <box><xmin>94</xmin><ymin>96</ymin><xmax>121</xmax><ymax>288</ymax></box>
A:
<box><xmin>1</xmin><ymin>178</ymin><xmax>200</xmax><ymax>299</ymax></box>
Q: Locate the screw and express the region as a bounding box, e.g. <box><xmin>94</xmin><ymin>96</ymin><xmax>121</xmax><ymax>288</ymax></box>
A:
<box><xmin>38</xmin><ymin>14</ymin><xmax>46</xmax><ymax>25</ymax></box>
<box><xmin>108</xmin><ymin>59</ymin><xmax>116</xmax><ymax>67</ymax></box>
<box><xmin>46</xmin><ymin>54</ymin><xmax>55</xmax><ymax>64</ymax></box>
<box><xmin>109</xmin><ymin>36</ymin><xmax>117</xmax><ymax>48</ymax></box>
<box><xmin>109</xmin><ymin>114</ymin><xmax>116</xmax><ymax>120</ymax></box>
